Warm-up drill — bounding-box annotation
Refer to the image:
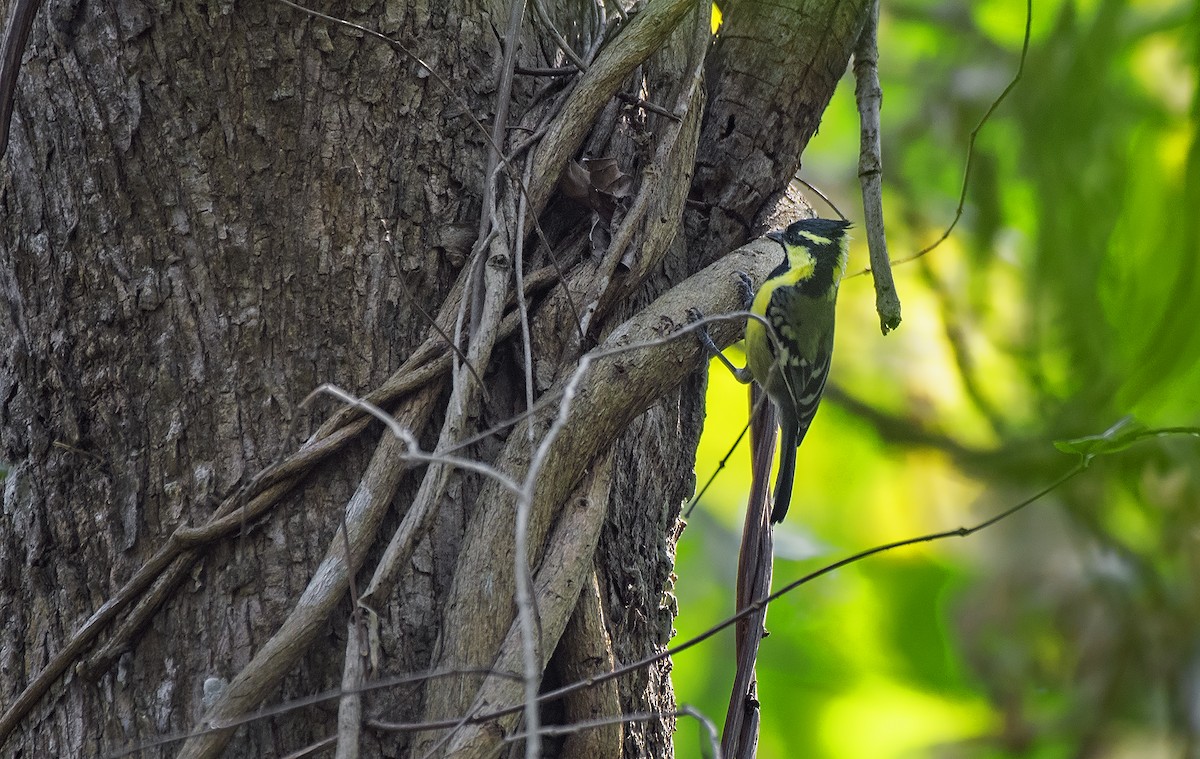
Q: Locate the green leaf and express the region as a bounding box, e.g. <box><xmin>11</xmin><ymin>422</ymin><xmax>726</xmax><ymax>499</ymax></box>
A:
<box><xmin>1054</xmin><ymin>416</ymin><xmax>1200</xmax><ymax>458</ymax></box>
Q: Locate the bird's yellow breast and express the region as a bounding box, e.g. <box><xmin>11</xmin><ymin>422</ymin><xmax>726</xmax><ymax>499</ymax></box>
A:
<box><xmin>745</xmin><ymin>243</ymin><xmax>817</xmax><ymax>387</ymax></box>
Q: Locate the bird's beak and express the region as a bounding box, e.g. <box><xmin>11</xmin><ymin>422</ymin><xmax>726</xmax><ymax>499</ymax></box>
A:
<box><xmin>766</xmin><ymin>230</ymin><xmax>785</xmax><ymax>245</ymax></box>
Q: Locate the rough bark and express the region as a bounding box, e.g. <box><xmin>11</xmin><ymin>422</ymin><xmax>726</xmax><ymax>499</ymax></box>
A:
<box><xmin>0</xmin><ymin>1</ymin><xmax>867</xmax><ymax>757</ymax></box>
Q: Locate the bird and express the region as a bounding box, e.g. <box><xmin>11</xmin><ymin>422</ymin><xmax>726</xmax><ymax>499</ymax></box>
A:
<box><xmin>705</xmin><ymin>217</ymin><xmax>852</xmax><ymax>523</ymax></box>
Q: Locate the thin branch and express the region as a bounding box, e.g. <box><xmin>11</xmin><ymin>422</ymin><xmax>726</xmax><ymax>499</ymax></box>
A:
<box><xmin>334</xmin><ymin>616</ymin><xmax>365</xmax><ymax>759</ymax></box>
<box><xmin>515</xmin><ymin>65</ymin><xmax>578</xmax><ymax>76</ymax></box>
<box><xmin>515</xmin><ymin>154</ymin><xmax>539</xmax><ymax>447</ymax></box>
<box><xmin>685</xmin><ymin>391</ymin><xmax>767</xmax><ymax>517</ymax></box>
<box><xmin>281</xmin><ymin>735</ymin><xmax>338</xmax><ymax>759</ymax></box>
<box><xmin>415</xmin><ymin>705</ymin><xmax>481</xmax><ymax>759</ymax></box>
<box><xmin>103</xmin><ymin>668</ymin><xmax>522</xmax><ymax>758</ymax></box>
<box><xmin>469</xmin><ymin>0</ymin><xmax>526</xmax><ymax>340</ymax></box>
<box><xmin>513</xmin><ymin>180</ymin><xmax>545</xmax><ymax>758</ymax></box>
<box><xmin>854</xmin><ymin>0</ymin><xmax>901</xmax><ymax>334</ymax></box>
<box><xmin>795</xmin><ymin>177</ymin><xmax>847</xmax><ymax>221</ymax></box>
<box><xmin>503</xmin><ymin>705</ymin><xmax>720</xmax><ymax>759</ymax></box>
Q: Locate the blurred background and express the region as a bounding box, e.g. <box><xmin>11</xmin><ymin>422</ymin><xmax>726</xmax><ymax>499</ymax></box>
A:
<box><xmin>675</xmin><ymin>0</ymin><xmax>1200</xmax><ymax>756</ymax></box>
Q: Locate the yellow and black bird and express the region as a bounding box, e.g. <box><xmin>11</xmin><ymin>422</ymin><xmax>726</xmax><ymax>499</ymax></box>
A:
<box><xmin>708</xmin><ymin>217</ymin><xmax>852</xmax><ymax>523</ymax></box>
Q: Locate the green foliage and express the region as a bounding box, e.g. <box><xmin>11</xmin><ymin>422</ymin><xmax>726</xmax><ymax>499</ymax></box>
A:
<box><xmin>680</xmin><ymin>1</ymin><xmax>1200</xmax><ymax>756</ymax></box>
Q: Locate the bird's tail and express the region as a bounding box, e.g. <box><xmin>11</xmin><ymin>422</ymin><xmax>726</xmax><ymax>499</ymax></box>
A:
<box><xmin>770</xmin><ymin>422</ymin><xmax>799</xmax><ymax>523</ymax></box>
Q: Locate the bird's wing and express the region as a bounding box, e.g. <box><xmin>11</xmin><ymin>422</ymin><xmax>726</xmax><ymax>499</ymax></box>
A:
<box><xmin>766</xmin><ymin>291</ymin><xmax>834</xmax><ymax>442</ymax></box>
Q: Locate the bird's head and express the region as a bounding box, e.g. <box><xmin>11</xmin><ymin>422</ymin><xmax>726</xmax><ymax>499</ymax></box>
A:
<box><xmin>766</xmin><ymin>218</ymin><xmax>852</xmax><ymax>297</ymax></box>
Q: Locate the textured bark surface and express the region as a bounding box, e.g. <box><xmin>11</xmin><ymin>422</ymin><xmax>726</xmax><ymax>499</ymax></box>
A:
<box><xmin>0</xmin><ymin>1</ymin><xmax>866</xmax><ymax>757</ymax></box>
<box><xmin>1</xmin><ymin>2</ymin><xmax>489</xmax><ymax>755</ymax></box>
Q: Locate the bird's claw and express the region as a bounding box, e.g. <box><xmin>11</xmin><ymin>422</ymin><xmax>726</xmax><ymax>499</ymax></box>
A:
<box><xmin>687</xmin><ymin>307</ymin><xmax>722</xmax><ymax>358</ymax></box>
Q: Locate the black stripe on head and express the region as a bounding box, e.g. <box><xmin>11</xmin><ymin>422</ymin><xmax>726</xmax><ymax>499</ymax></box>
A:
<box><xmin>781</xmin><ymin>218</ymin><xmax>853</xmax><ymax>246</ymax></box>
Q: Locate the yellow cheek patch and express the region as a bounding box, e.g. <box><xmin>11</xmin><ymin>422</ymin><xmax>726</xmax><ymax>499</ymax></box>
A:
<box><xmin>785</xmin><ymin>245</ymin><xmax>816</xmax><ymax>280</ymax></box>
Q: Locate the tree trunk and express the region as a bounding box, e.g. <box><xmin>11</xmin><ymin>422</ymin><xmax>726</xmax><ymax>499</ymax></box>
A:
<box><xmin>0</xmin><ymin>1</ymin><xmax>866</xmax><ymax>757</ymax></box>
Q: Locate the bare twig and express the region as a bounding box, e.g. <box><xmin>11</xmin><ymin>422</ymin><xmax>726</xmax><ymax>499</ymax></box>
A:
<box><xmin>104</xmin><ymin>668</ymin><xmax>522</xmax><ymax>758</ymax></box>
<box><xmin>852</xmin><ymin>0</ymin><xmax>1033</xmax><ymax>277</ymax></box>
<box><xmin>899</xmin><ymin>0</ymin><xmax>1032</xmax><ymax>266</ymax></box>
<box><xmin>469</xmin><ymin>0</ymin><xmax>526</xmax><ymax>340</ymax></box>
<box><xmin>281</xmin><ymin>735</ymin><xmax>338</xmax><ymax>759</ymax></box>
<box><xmin>504</xmin><ymin>705</ymin><xmax>718</xmax><ymax>756</ymax></box>
<box><xmin>795</xmin><ymin>177</ymin><xmax>847</xmax><ymax>221</ymax></box>
<box><xmin>685</xmin><ymin>438</ymin><xmax>742</xmax><ymax>516</ymax></box>
<box><xmin>307</xmin><ymin>384</ymin><xmax>522</xmax><ymax>495</ymax></box>
<box><xmin>515</xmin><ymin>154</ymin><xmax>539</xmax><ymax>446</ymax></box>
<box><xmin>334</xmin><ymin>617</ymin><xmax>365</xmax><ymax>759</ymax></box>
<box><xmin>853</xmin><ymin>0</ymin><xmax>901</xmax><ymax>334</ymax></box>
<box><xmin>513</xmin><ymin>171</ymin><xmax>546</xmax><ymax>758</ymax></box>
<box><xmin>515</xmin><ymin>65</ymin><xmax>578</xmax><ymax>76</ymax></box>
